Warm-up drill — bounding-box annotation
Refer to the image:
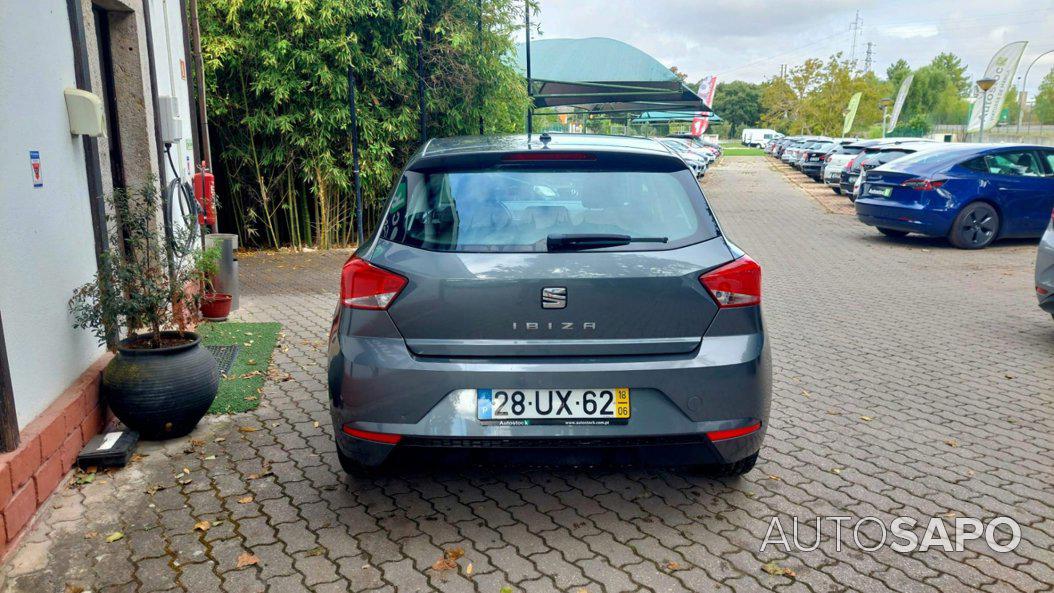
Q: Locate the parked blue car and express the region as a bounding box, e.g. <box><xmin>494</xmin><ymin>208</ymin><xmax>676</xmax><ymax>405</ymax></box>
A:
<box><xmin>855</xmin><ymin>144</ymin><xmax>1054</xmax><ymax>248</ymax></box>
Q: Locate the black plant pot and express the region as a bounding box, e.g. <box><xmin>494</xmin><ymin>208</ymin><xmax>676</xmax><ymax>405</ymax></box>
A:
<box><xmin>103</xmin><ymin>331</ymin><xmax>220</xmax><ymax>440</ymax></box>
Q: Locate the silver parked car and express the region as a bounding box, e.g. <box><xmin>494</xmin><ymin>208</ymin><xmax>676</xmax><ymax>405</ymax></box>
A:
<box><xmin>1036</xmin><ymin>209</ymin><xmax>1054</xmax><ymax>319</ymax></box>
<box><xmin>328</xmin><ymin>133</ymin><xmax>771</xmax><ymax>475</ymax></box>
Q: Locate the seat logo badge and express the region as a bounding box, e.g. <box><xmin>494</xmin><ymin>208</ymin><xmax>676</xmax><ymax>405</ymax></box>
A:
<box><xmin>541</xmin><ymin>287</ymin><xmax>567</xmax><ymax>309</ymax></box>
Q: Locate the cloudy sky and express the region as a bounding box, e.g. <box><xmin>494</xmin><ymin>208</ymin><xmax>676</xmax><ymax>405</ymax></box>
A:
<box><xmin>532</xmin><ymin>0</ymin><xmax>1054</xmax><ymax>95</ymax></box>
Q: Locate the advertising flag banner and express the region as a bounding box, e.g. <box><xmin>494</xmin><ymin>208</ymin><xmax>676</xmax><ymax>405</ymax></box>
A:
<box><xmin>842</xmin><ymin>92</ymin><xmax>862</xmax><ymax>136</ymax></box>
<box><xmin>691</xmin><ymin>116</ymin><xmax>706</xmax><ymax>137</ymax></box>
<box><xmin>887</xmin><ymin>74</ymin><xmax>914</xmax><ymax>133</ymax></box>
<box><xmin>694</xmin><ymin>75</ymin><xmax>718</xmax><ymax>135</ymax></box>
<box><xmin>966</xmin><ymin>41</ymin><xmax>1027</xmax><ymax>133</ymax></box>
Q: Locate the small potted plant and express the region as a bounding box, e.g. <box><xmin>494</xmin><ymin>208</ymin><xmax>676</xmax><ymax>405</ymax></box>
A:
<box><xmin>195</xmin><ymin>246</ymin><xmax>233</xmax><ymax>321</ymax></box>
<box><xmin>70</xmin><ymin>183</ymin><xmax>219</xmax><ymax>440</ymax></box>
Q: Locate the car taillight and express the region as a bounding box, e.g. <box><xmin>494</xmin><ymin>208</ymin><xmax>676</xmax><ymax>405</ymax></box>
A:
<box><xmin>902</xmin><ymin>178</ymin><xmax>945</xmax><ymax>191</ymax></box>
<box><xmin>845</xmin><ymin>158</ymin><xmax>856</xmax><ymax>169</ymax></box>
<box><xmin>340</xmin><ymin>257</ymin><xmax>407</xmax><ymax>309</ymax></box>
<box><xmin>700</xmin><ymin>256</ymin><xmax>761</xmax><ymax>308</ymax></box>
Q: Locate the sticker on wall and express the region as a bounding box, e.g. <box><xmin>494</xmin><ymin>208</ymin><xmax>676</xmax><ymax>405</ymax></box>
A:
<box><xmin>180</xmin><ymin>59</ymin><xmax>187</xmax><ymax>81</ymax></box>
<box><xmin>29</xmin><ymin>151</ymin><xmax>43</xmax><ymax>188</ymax></box>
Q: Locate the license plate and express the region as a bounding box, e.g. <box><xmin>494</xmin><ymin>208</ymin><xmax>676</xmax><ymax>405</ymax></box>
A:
<box><xmin>869</xmin><ymin>186</ymin><xmax>892</xmax><ymax>197</ymax></box>
<box><xmin>476</xmin><ymin>388</ymin><xmax>630</xmax><ymax>426</ymax></box>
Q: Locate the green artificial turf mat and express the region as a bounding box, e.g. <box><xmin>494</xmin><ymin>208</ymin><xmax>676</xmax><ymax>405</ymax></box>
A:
<box><xmin>198</xmin><ymin>321</ymin><xmax>282</xmax><ymax>414</ymax></box>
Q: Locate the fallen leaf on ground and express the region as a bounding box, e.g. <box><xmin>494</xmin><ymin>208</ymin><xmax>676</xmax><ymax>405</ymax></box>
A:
<box><xmin>215</xmin><ymin>437</ymin><xmax>226</xmax><ymax>443</ymax></box>
<box><xmin>105</xmin><ymin>532</ymin><xmax>124</xmax><ymax>543</ymax></box>
<box><xmin>859</xmin><ymin>415</ymin><xmax>873</xmax><ymax>422</ymax></box>
<box><xmin>190</xmin><ymin>438</ymin><xmax>206</xmax><ymax>447</ymax></box>
<box><xmin>431</xmin><ymin>558</ymin><xmax>458</xmax><ymax>571</ymax></box>
<box><xmin>306</xmin><ymin>546</ymin><xmax>326</xmax><ymax>557</ymax></box>
<box><xmin>236</xmin><ymin>552</ymin><xmax>259</xmax><ymax>568</ymax></box>
<box><xmin>64</xmin><ymin>585</ymin><xmax>85</xmax><ymax>593</ymax></box>
<box><xmin>203</xmin><ymin>455</ymin><xmax>216</xmax><ymax>461</ymax></box>
<box><xmin>244</xmin><ymin>395</ymin><xmax>258</xmax><ymax>402</ymax></box>
<box><xmin>945</xmin><ymin>439</ymin><xmax>959</xmax><ymax>447</ymax></box>
<box><xmin>768</xmin><ymin>475</ymin><xmax>781</xmax><ymax>481</ymax></box>
<box><xmin>465</xmin><ymin>562</ymin><xmax>473</xmax><ymax>576</ymax></box>
<box><xmin>238</xmin><ymin>426</ymin><xmax>259</xmax><ymax>433</ymax></box>
<box><xmin>761</xmin><ymin>562</ymin><xmax>796</xmax><ymax>578</ymax></box>
<box><xmin>183</xmin><ymin>467</ymin><xmax>191</xmax><ymax>475</ymax></box>
<box><xmin>800</xmin><ymin>389</ymin><xmax>810</xmax><ymax>397</ymax></box>
<box><xmin>313</xmin><ymin>421</ymin><xmax>320</xmax><ymax>428</ymax></box>
<box><xmin>130</xmin><ymin>453</ymin><xmax>147</xmax><ymax>462</ymax></box>
<box><xmin>145</xmin><ymin>484</ymin><xmax>166</xmax><ymax>495</ymax></box>
<box><xmin>194</xmin><ymin>520</ymin><xmax>211</xmax><ymax>532</ymax></box>
<box><xmin>831</xmin><ymin>468</ymin><xmax>842</xmax><ymax>474</ymax></box>
<box><xmin>83</xmin><ymin>532</ymin><xmax>97</xmax><ymax>539</ymax></box>
<box><xmin>663</xmin><ymin>561</ymin><xmax>683</xmax><ymax>571</ymax></box>
<box><xmin>445</xmin><ymin>546</ymin><xmax>465</xmax><ymax>561</ymax></box>
<box><xmin>238</xmin><ymin>496</ymin><xmax>254</xmax><ymax>504</ymax></box>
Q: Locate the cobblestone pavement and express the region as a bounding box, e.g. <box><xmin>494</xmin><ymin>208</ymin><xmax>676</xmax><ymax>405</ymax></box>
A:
<box><xmin>3</xmin><ymin>157</ymin><xmax>1052</xmax><ymax>593</ymax></box>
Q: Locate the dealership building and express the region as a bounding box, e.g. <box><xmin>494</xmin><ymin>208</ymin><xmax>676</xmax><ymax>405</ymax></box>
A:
<box><xmin>0</xmin><ymin>0</ymin><xmax>202</xmax><ymax>558</ymax></box>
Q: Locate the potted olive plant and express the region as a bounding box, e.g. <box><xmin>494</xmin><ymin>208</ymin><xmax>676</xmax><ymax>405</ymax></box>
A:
<box><xmin>70</xmin><ymin>183</ymin><xmax>219</xmax><ymax>440</ymax></box>
<box><xmin>195</xmin><ymin>245</ymin><xmax>233</xmax><ymax>321</ymax></box>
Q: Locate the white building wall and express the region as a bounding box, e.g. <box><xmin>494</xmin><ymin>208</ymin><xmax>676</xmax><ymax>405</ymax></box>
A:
<box><xmin>0</xmin><ymin>2</ymin><xmax>105</xmax><ymax>428</ymax></box>
<box><xmin>151</xmin><ymin>0</ymin><xmax>197</xmax><ymax>186</ymax></box>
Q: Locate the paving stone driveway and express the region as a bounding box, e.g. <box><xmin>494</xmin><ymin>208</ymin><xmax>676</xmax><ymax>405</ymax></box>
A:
<box><xmin>2</xmin><ymin>157</ymin><xmax>1052</xmax><ymax>593</ymax></box>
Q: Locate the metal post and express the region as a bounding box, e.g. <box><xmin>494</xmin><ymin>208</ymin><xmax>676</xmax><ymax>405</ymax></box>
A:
<box><xmin>349</xmin><ymin>66</ymin><xmax>364</xmax><ymax>245</ymax></box>
<box><xmin>524</xmin><ymin>0</ymin><xmax>532</xmax><ymax>139</ymax></box>
<box><xmin>418</xmin><ymin>36</ymin><xmax>427</xmax><ymax>143</ymax></box>
<box><xmin>478</xmin><ymin>0</ymin><xmax>484</xmax><ymax>135</ymax></box>
<box><xmin>1018</xmin><ymin>50</ymin><xmax>1054</xmax><ymax>134</ymax></box>
<box><xmin>881</xmin><ymin>105</ymin><xmax>888</xmax><ymax>138</ymax></box>
<box><xmin>979</xmin><ymin>93</ymin><xmax>988</xmax><ymax>143</ymax></box>
<box><xmin>188</xmin><ymin>0</ymin><xmax>211</xmax><ymax>169</ymax></box>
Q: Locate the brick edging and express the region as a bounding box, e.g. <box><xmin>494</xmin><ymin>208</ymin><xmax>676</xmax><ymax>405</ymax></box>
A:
<box><xmin>0</xmin><ymin>353</ymin><xmax>114</xmax><ymax>561</ymax></box>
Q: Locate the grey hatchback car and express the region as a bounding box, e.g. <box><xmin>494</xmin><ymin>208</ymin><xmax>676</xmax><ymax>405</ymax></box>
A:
<box><xmin>328</xmin><ymin>134</ymin><xmax>771</xmax><ymax>475</ymax></box>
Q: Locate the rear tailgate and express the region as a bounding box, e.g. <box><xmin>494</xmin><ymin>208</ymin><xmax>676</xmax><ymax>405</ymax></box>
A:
<box><xmin>374</xmin><ymin>239</ymin><xmax>732</xmax><ymax>357</ymax></box>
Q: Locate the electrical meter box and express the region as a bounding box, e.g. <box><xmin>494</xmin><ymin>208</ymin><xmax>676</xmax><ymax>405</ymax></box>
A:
<box><xmin>158</xmin><ymin>95</ymin><xmax>183</xmax><ymax>144</ymax></box>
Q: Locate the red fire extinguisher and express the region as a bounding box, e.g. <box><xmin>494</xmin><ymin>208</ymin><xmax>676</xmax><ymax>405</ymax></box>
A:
<box><xmin>192</xmin><ymin>161</ymin><xmax>216</xmax><ymax>232</ymax></box>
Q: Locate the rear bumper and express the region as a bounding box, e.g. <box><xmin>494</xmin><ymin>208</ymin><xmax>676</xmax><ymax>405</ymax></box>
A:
<box><xmin>329</xmin><ymin>320</ymin><xmax>771</xmax><ymax>466</ymax></box>
<box><xmin>801</xmin><ymin>162</ymin><xmax>822</xmax><ymax>176</ymax></box>
<box><xmin>854</xmin><ymin>198</ymin><xmax>953</xmax><ymax>236</ymax></box>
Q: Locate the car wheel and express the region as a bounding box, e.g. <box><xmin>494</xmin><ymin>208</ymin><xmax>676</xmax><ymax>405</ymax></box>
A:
<box><xmin>336</xmin><ymin>446</ymin><xmax>386</xmax><ymax>477</ymax></box>
<box><xmin>832</xmin><ymin>186</ymin><xmax>842</xmax><ymax>195</ymax></box>
<box><xmin>699</xmin><ymin>451</ymin><xmax>758</xmax><ymax>478</ymax></box>
<box><xmin>877</xmin><ymin>227</ymin><xmax>909</xmax><ymax>238</ymax></box>
<box><xmin>949</xmin><ymin>202</ymin><xmax>999</xmax><ymax>249</ymax></box>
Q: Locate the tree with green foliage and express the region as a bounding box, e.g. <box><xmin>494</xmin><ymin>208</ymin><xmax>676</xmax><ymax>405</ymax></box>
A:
<box><xmin>711</xmin><ymin>81</ymin><xmax>762</xmax><ymax>137</ymax></box>
<box><xmin>930</xmin><ymin>52</ymin><xmax>970</xmax><ymax>95</ymax></box>
<box><xmin>1034</xmin><ymin>68</ymin><xmax>1054</xmax><ymax>124</ymax></box>
<box><xmin>886</xmin><ymin>59</ymin><xmax>911</xmax><ymax>89</ymax></box>
<box><xmin>1002</xmin><ymin>86</ymin><xmax>1020</xmax><ymax>125</ymax></box>
<box><xmin>201</xmin><ymin>0</ymin><xmax>532</xmax><ymax>249</ymax></box>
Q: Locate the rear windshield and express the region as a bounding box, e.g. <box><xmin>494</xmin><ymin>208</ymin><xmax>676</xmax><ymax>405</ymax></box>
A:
<box><xmin>379</xmin><ymin>169</ymin><xmax>717</xmax><ymax>253</ymax></box>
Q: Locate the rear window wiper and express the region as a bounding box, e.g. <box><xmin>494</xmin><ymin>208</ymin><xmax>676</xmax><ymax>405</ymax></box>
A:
<box><xmin>546</xmin><ymin>233</ymin><xmax>669</xmax><ymax>251</ymax></box>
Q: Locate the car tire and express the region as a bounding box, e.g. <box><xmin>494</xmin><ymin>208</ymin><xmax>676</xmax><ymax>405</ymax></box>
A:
<box><xmin>336</xmin><ymin>446</ymin><xmax>386</xmax><ymax>477</ymax></box>
<box><xmin>832</xmin><ymin>186</ymin><xmax>842</xmax><ymax>195</ymax></box>
<box><xmin>948</xmin><ymin>202</ymin><xmax>999</xmax><ymax>249</ymax></box>
<box><xmin>877</xmin><ymin>227</ymin><xmax>909</xmax><ymax>238</ymax></box>
<box><xmin>700</xmin><ymin>451</ymin><xmax>758</xmax><ymax>478</ymax></box>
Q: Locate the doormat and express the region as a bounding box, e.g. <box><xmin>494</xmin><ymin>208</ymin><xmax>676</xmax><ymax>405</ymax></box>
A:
<box><xmin>204</xmin><ymin>344</ymin><xmax>240</xmax><ymax>375</ymax></box>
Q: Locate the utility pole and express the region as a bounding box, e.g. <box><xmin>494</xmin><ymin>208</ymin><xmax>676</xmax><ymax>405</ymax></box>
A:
<box><xmin>864</xmin><ymin>42</ymin><xmax>874</xmax><ymax>73</ymax></box>
<box><xmin>849</xmin><ymin>10</ymin><xmax>862</xmax><ymax>67</ymax></box>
